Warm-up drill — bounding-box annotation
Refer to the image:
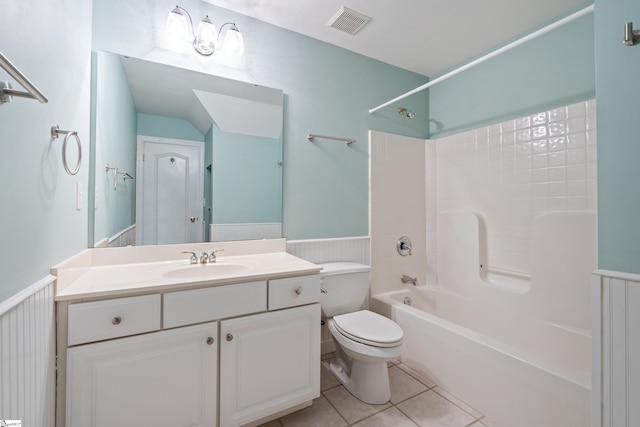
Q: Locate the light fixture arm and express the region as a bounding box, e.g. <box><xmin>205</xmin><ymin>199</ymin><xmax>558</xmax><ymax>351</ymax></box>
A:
<box><xmin>167</xmin><ymin>6</ymin><xmax>244</xmax><ymax>57</ymax></box>
<box><xmin>218</xmin><ymin>22</ymin><xmax>237</xmax><ymax>40</ymax></box>
<box><xmin>170</xmin><ymin>5</ymin><xmax>215</xmax><ymax>56</ymax></box>
<box><xmin>173</xmin><ymin>5</ymin><xmax>196</xmax><ymax>39</ymax></box>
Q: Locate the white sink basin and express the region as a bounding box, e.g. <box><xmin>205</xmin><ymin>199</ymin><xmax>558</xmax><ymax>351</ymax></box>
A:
<box><xmin>161</xmin><ymin>263</ymin><xmax>250</xmax><ymax>279</ymax></box>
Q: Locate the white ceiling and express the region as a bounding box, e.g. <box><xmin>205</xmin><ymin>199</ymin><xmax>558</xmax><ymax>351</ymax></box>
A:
<box><xmin>205</xmin><ymin>0</ymin><xmax>589</xmax><ymax>77</ymax></box>
<box><xmin>120</xmin><ymin>56</ymin><xmax>283</xmax><ymax>137</ymax></box>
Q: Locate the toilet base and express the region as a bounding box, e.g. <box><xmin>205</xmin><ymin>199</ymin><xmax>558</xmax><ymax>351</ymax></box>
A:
<box><xmin>328</xmin><ymin>351</ymin><xmax>391</xmax><ymax>405</ymax></box>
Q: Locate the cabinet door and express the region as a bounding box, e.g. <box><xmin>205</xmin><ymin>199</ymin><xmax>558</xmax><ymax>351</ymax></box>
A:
<box><xmin>66</xmin><ymin>322</ymin><xmax>218</xmax><ymax>427</ymax></box>
<box><xmin>220</xmin><ymin>304</ymin><xmax>320</xmax><ymax>427</ymax></box>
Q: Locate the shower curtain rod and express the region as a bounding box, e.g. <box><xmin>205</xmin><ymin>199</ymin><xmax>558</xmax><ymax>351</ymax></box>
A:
<box><xmin>368</xmin><ymin>4</ymin><xmax>595</xmax><ymax>114</ymax></box>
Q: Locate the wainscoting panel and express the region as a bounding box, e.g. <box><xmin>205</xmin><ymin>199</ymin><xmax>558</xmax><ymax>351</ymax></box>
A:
<box><xmin>592</xmin><ymin>270</ymin><xmax>640</xmax><ymax>427</ymax></box>
<box><xmin>286</xmin><ymin>236</ymin><xmax>370</xmax><ymax>265</ymax></box>
<box><xmin>0</xmin><ymin>276</ymin><xmax>56</xmax><ymax>426</ymax></box>
<box><xmin>287</xmin><ymin>236</ymin><xmax>370</xmax><ymax>354</ymax></box>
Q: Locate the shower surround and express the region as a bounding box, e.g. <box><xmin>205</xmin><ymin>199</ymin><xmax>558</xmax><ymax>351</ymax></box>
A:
<box><xmin>369</xmin><ymin>99</ymin><xmax>597</xmax><ymax>427</ymax></box>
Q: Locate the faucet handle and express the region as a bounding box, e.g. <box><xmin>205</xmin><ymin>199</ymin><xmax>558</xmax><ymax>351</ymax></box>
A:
<box><xmin>181</xmin><ymin>251</ymin><xmax>198</xmax><ymax>264</ymax></box>
<box><xmin>200</xmin><ymin>252</ymin><xmax>210</xmax><ymax>264</ymax></box>
<box><xmin>210</xmin><ymin>248</ymin><xmax>224</xmax><ymax>262</ymax></box>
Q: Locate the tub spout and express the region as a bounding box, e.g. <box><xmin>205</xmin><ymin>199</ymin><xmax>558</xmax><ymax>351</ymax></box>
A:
<box><xmin>401</xmin><ymin>274</ymin><xmax>417</xmax><ymax>286</ymax></box>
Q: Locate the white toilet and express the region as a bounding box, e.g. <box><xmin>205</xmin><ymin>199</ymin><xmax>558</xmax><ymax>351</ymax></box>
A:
<box><xmin>319</xmin><ymin>262</ymin><xmax>405</xmax><ymax>404</ymax></box>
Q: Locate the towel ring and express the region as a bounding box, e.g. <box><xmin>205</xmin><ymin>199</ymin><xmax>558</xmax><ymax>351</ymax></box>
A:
<box><xmin>51</xmin><ymin>125</ymin><xmax>82</xmax><ymax>175</ymax></box>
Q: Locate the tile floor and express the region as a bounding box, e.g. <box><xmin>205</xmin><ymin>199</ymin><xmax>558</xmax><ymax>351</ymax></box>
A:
<box><xmin>258</xmin><ymin>353</ymin><xmax>502</xmax><ymax>427</ymax></box>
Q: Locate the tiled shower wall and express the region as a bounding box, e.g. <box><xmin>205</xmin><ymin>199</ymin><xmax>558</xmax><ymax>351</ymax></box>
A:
<box><xmin>435</xmin><ymin>100</ymin><xmax>597</xmax><ymax>275</ymax></box>
<box><xmin>369</xmin><ymin>100</ymin><xmax>596</xmax><ymax>292</ymax></box>
<box><xmin>370</xmin><ymin>131</ymin><xmax>427</xmax><ymax>295</ymax></box>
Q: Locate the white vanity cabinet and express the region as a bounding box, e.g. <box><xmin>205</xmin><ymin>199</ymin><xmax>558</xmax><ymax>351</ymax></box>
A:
<box><xmin>220</xmin><ymin>304</ymin><xmax>320</xmax><ymax>427</ymax></box>
<box><xmin>59</xmin><ymin>273</ymin><xmax>320</xmax><ymax>427</ymax></box>
<box><xmin>66</xmin><ymin>322</ymin><xmax>218</xmax><ymax>427</ymax></box>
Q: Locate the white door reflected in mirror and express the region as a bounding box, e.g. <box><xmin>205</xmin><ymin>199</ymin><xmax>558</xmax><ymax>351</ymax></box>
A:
<box><xmin>136</xmin><ymin>137</ymin><xmax>204</xmax><ymax>245</ymax></box>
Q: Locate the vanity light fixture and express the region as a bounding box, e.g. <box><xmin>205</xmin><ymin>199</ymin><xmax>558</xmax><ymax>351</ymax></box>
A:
<box><xmin>220</xmin><ymin>23</ymin><xmax>245</xmax><ymax>57</ymax></box>
<box><xmin>166</xmin><ymin>5</ymin><xmax>244</xmax><ymax>57</ymax></box>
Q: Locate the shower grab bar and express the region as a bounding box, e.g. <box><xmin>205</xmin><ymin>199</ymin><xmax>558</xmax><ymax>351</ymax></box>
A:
<box><xmin>0</xmin><ymin>51</ymin><xmax>48</xmax><ymax>104</ymax></box>
<box><xmin>368</xmin><ymin>4</ymin><xmax>594</xmax><ymax>114</ymax></box>
<box><xmin>307</xmin><ymin>133</ymin><xmax>356</xmax><ymax>146</ymax></box>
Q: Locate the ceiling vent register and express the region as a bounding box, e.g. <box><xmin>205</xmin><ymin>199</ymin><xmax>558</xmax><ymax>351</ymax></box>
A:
<box><xmin>327</xmin><ymin>6</ymin><xmax>372</xmax><ymax>35</ymax></box>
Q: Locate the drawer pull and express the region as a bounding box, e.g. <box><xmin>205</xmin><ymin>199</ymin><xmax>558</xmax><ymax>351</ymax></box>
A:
<box><xmin>111</xmin><ymin>316</ymin><xmax>122</xmax><ymax>325</ymax></box>
<box><xmin>226</xmin><ymin>333</ymin><xmax>234</xmax><ymax>342</ymax></box>
<box><xmin>295</xmin><ymin>286</ymin><xmax>302</xmax><ymax>295</ymax></box>
<box><xmin>207</xmin><ymin>337</ymin><xmax>215</xmax><ymax>345</ymax></box>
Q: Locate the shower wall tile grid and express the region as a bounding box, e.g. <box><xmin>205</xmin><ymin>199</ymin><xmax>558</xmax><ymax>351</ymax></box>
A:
<box><xmin>369</xmin><ymin>132</ymin><xmax>427</xmax><ymax>296</ymax></box>
<box><xmin>435</xmin><ymin>99</ymin><xmax>597</xmax><ymax>274</ymax></box>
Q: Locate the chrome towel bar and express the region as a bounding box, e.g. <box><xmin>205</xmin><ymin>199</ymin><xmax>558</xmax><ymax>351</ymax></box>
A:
<box><xmin>105</xmin><ymin>164</ymin><xmax>134</xmax><ymax>190</ymax></box>
<box><xmin>307</xmin><ymin>133</ymin><xmax>356</xmax><ymax>146</ymax></box>
<box><xmin>0</xmin><ymin>51</ymin><xmax>48</xmax><ymax>104</ymax></box>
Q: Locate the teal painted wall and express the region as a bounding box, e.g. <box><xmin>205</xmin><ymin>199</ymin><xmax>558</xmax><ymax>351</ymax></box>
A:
<box><xmin>429</xmin><ymin>11</ymin><xmax>595</xmax><ymax>138</ymax></box>
<box><xmin>211</xmin><ymin>125</ymin><xmax>282</xmax><ymax>224</ymax></box>
<box><xmin>92</xmin><ymin>0</ymin><xmax>430</xmax><ymax>240</ymax></box>
<box><xmin>0</xmin><ymin>0</ymin><xmax>92</xmax><ymax>301</ymax></box>
<box><xmin>92</xmin><ymin>51</ymin><xmax>137</xmax><ymax>245</ymax></box>
<box><xmin>1</xmin><ymin>0</ymin><xmax>610</xmax><ymax>304</ymax></box>
<box><xmin>137</xmin><ymin>114</ymin><xmax>205</xmax><ymax>142</ymax></box>
<box><xmin>595</xmin><ymin>0</ymin><xmax>640</xmax><ymax>273</ymax></box>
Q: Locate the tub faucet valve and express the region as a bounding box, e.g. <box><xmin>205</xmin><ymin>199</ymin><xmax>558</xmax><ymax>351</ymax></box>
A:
<box><xmin>397</xmin><ymin>236</ymin><xmax>412</xmax><ymax>256</ymax></box>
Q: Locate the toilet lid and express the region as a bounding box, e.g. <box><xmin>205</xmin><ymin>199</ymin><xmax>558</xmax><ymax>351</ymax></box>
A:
<box><xmin>333</xmin><ymin>310</ymin><xmax>403</xmax><ymax>348</ymax></box>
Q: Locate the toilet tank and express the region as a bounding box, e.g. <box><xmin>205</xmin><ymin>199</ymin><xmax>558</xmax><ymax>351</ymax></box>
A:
<box><xmin>319</xmin><ymin>262</ymin><xmax>371</xmax><ymax>317</ymax></box>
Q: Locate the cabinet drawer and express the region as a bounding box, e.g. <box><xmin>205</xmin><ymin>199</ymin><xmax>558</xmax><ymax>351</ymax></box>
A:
<box><xmin>67</xmin><ymin>294</ymin><xmax>161</xmax><ymax>346</ymax></box>
<box><xmin>164</xmin><ymin>281</ymin><xmax>267</xmax><ymax>328</ymax></box>
<box><xmin>268</xmin><ymin>275</ymin><xmax>320</xmax><ymax>310</ymax></box>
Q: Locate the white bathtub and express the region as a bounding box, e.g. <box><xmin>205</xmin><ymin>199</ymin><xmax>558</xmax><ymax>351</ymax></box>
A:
<box><xmin>372</xmin><ymin>287</ymin><xmax>591</xmax><ymax>427</ymax></box>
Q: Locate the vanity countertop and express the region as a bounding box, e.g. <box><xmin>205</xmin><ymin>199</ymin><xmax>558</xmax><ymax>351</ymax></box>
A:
<box><xmin>54</xmin><ymin>242</ymin><xmax>322</xmax><ymax>302</ymax></box>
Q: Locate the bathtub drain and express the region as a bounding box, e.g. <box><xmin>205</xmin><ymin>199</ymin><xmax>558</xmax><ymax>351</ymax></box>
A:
<box><xmin>403</xmin><ymin>296</ymin><xmax>412</xmax><ymax>306</ymax></box>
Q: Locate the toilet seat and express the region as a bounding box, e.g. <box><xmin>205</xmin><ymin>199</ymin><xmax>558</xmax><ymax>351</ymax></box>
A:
<box><xmin>333</xmin><ymin>310</ymin><xmax>403</xmax><ymax>348</ymax></box>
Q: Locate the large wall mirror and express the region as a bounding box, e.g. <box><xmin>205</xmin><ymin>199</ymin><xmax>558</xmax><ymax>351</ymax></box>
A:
<box><xmin>89</xmin><ymin>50</ymin><xmax>284</xmax><ymax>247</ymax></box>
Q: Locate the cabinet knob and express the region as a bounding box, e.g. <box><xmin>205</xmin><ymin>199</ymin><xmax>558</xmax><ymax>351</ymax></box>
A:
<box><xmin>207</xmin><ymin>337</ymin><xmax>214</xmax><ymax>345</ymax></box>
<box><xmin>226</xmin><ymin>333</ymin><xmax>234</xmax><ymax>342</ymax></box>
<box><xmin>112</xmin><ymin>316</ymin><xmax>122</xmax><ymax>325</ymax></box>
<box><xmin>295</xmin><ymin>286</ymin><xmax>302</xmax><ymax>295</ymax></box>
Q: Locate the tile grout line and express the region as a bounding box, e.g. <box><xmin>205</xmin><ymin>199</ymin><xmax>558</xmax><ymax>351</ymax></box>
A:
<box><xmin>395</xmin><ymin>362</ymin><xmax>485</xmax><ymax>422</ymax></box>
<box><xmin>320</xmin><ymin>388</ymin><xmax>353</xmax><ymax>427</ymax></box>
<box><xmin>277</xmin><ymin>356</ymin><xmax>488</xmax><ymax>427</ymax></box>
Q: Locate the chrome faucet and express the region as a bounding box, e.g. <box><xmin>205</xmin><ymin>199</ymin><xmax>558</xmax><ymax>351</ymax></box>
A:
<box><xmin>401</xmin><ymin>274</ymin><xmax>417</xmax><ymax>286</ymax></box>
<box><xmin>182</xmin><ymin>249</ymin><xmax>224</xmax><ymax>264</ymax></box>
<box><xmin>181</xmin><ymin>251</ymin><xmax>198</xmax><ymax>264</ymax></box>
<box><xmin>209</xmin><ymin>248</ymin><xmax>224</xmax><ymax>263</ymax></box>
